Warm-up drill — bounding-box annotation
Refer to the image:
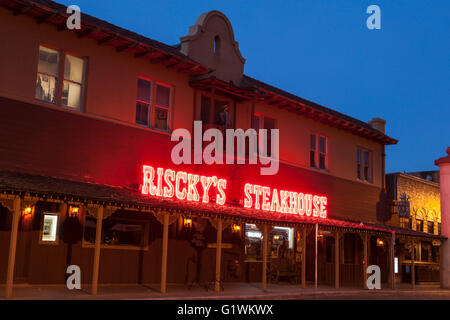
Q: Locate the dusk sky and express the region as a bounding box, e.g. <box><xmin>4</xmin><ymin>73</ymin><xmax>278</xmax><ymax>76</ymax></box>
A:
<box><xmin>59</xmin><ymin>0</ymin><xmax>449</xmax><ymax>173</ymax></box>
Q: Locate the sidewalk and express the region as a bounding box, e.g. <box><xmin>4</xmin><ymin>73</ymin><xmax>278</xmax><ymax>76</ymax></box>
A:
<box><xmin>1</xmin><ymin>282</ymin><xmax>449</xmax><ymax>300</ymax></box>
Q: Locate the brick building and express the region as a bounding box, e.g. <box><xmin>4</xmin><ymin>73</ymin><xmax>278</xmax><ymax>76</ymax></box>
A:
<box><xmin>387</xmin><ymin>172</ymin><xmax>441</xmax><ymax>284</ymax></box>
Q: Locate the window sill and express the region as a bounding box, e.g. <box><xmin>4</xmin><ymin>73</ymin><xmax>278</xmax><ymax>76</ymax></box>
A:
<box><xmin>309</xmin><ymin>166</ymin><xmax>330</xmax><ymax>174</ymax></box>
<box><xmin>135</xmin><ymin>123</ymin><xmax>171</xmax><ymax>134</ymax></box>
<box><xmin>357</xmin><ymin>178</ymin><xmax>374</xmax><ymax>185</ymax></box>
<box><xmin>35</xmin><ymin>99</ymin><xmax>81</xmax><ymax>113</ymax></box>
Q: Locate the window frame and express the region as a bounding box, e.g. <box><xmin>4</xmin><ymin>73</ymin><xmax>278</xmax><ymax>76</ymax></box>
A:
<box><xmin>357</xmin><ymin>147</ymin><xmax>373</xmax><ymax>183</ymax></box>
<box><xmin>252</xmin><ymin>112</ymin><xmax>277</xmax><ymax>157</ymax></box>
<box><xmin>35</xmin><ymin>43</ymin><xmax>87</xmax><ymax>111</ymax></box>
<box><xmin>82</xmin><ymin>215</ymin><xmax>150</xmax><ymax>251</ymax></box>
<box><xmin>39</xmin><ymin>212</ymin><xmax>60</xmax><ymax>245</ymax></box>
<box><xmin>136</xmin><ymin>76</ymin><xmax>173</xmax><ymax>132</ymax></box>
<box><xmin>310</xmin><ymin>132</ymin><xmax>329</xmax><ymax>171</ymax></box>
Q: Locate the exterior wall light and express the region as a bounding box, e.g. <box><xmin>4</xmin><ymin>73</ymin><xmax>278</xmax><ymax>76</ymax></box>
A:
<box><xmin>69</xmin><ymin>206</ymin><xmax>80</xmax><ymax>217</ymax></box>
<box><xmin>22</xmin><ymin>206</ymin><xmax>33</xmax><ymax>216</ymax></box>
<box><xmin>183</xmin><ymin>218</ymin><xmax>192</xmax><ymax>229</ymax></box>
<box><xmin>231</xmin><ymin>224</ymin><xmax>241</xmax><ymax>233</ymax></box>
<box><xmin>377</xmin><ymin>238</ymin><xmax>384</xmax><ymax>247</ymax></box>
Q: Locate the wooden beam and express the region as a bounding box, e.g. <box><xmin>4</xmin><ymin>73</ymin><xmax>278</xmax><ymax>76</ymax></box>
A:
<box><xmin>5</xmin><ymin>197</ymin><xmax>20</xmax><ymax>299</ymax></box>
<box><xmin>134</xmin><ymin>48</ymin><xmax>155</xmax><ymax>58</ymax></box>
<box><xmin>363</xmin><ymin>233</ymin><xmax>368</xmax><ymax>289</ymax></box>
<box><xmin>78</xmin><ymin>27</ymin><xmax>99</xmax><ymax>38</ymax></box>
<box><xmin>411</xmin><ymin>240</ymin><xmax>416</xmax><ymax>289</ymax></box>
<box><xmin>150</xmin><ymin>55</ymin><xmax>170</xmax><ymax>64</ymax></box>
<box><xmin>214</xmin><ymin>218</ymin><xmax>223</xmax><ymax>292</ymax></box>
<box><xmin>116</xmin><ymin>41</ymin><xmax>138</xmax><ymax>52</ymax></box>
<box><xmin>166</xmin><ymin>61</ymin><xmax>184</xmax><ymax>69</ymax></box>
<box><xmin>91</xmin><ymin>206</ymin><xmax>103</xmax><ymax>295</ymax></box>
<box><xmin>12</xmin><ymin>3</ymin><xmax>34</xmax><ymax>16</ymax></box>
<box><xmin>390</xmin><ymin>233</ymin><xmax>395</xmax><ymax>289</ymax></box>
<box><xmin>36</xmin><ymin>12</ymin><xmax>58</xmax><ymax>24</ymax></box>
<box><xmin>335</xmin><ymin>231</ymin><xmax>340</xmax><ymax>289</ymax></box>
<box><xmin>97</xmin><ymin>35</ymin><xmax>118</xmax><ymax>45</ymax></box>
<box><xmin>315</xmin><ymin>223</ymin><xmax>318</xmax><ymax>289</ymax></box>
<box><xmin>160</xmin><ymin>214</ymin><xmax>169</xmax><ymax>294</ymax></box>
<box><xmin>262</xmin><ymin>225</ymin><xmax>268</xmax><ymax>292</ymax></box>
<box><xmin>301</xmin><ymin>228</ymin><xmax>307</xmax><ymax>289</ymax></box>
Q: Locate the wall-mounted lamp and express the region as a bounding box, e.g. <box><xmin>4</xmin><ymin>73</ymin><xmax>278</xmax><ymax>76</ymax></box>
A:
<box><xmin>69</xmin><ymin>206</ymin><xmax>80</xmax><ymax>217</ymax></box>
<box><xmin>22</xmin><ymin>206</ymin><xmax>33</xmax><ymax>216</ymax></box>
<box><xmin>376</xmin><ymin>238</ymin><xmax>384</xmax><ymax>247</ymax></box>
<box><xmin>231</xmin><ymin>224</ymin><xmax>241</xmax><ymax>233</ymax></box>
<box><xmin>183</xmin><ymin>218</ymin><xmax>192</xmax><ymax>229</ymax></box>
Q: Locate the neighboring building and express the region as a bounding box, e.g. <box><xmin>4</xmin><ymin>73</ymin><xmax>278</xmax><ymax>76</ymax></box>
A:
<box><xmin>0</xmin><ymin>0</ymin><xmax>444</xmax><ymax>298</ymax></box>
<box><xmin>387</xmin><ymin>172</ymin><xmax>441</xmax><ymax>284</ymax></box>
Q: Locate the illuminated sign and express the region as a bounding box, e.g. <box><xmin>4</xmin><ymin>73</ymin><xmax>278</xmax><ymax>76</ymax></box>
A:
<box><xmin>141</xmin><ymin>165</ymin><xmax>227</xmax><ymax>205</ymax></box>
<box><xmin>243</xmin><ymin>183</ymin><xmax>327</xmax><ymax>218</ymax></box>
<box><xmin>141</xmin><ymin>165</ymin><xmax>328</xmax><ymax>219</ymax></box>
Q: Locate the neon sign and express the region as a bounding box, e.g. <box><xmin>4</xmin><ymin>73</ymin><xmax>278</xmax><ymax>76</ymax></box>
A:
<box><xmin>141</xmin><ymin>165</ymin><xmax>227</xmax><ymax>205</ymax></box>
<box><xmin>243</xmin><ymin>183</ymin><xmax>327</xmax><ymax>218</ymax></box>
<box><xmin>141</xmin><ymin>165</ymin><xmax>328</xmax><ymax>219</ymax></box>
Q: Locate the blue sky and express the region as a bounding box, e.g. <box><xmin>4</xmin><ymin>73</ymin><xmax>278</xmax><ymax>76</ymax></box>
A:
<box><xmin>59</xmin><ymin>0</ymin><xmax>449</xmax><ymax>173</ymax></box>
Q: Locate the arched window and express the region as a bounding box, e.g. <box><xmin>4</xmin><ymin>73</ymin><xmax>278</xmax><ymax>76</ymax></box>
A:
<box><xmin>213</xmin><ymin>35</ymin><xmax>221</xmax><ymax>55</ymax></box>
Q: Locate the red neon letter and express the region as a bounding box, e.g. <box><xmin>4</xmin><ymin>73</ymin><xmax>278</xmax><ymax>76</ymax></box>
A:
<box><xmin>156</xmin><ymin>168</ymin><xmax>164</xmax><ymax>197</ymax></box>
<box><xmin>253</xmin><ymin>185</ymin><xmax>262</xmax><ymax>210</ymax></box>
<box><xmin>175</xmin><ymin>171</ymin><xmax>187</xmax><ymax>200</ymax></box>
<box><xmin>262</xmin><ymin>187</ymin><xmax>271</xmax><ymax>211</ymax></box>
<box><xmin>297</xmin><ymin>193</ymin><xmax>305</xmax><ymax>215</ymax></box>
<box><xmin>305</xmin><ymin>194</ymin><xmax>313</xmax><ymax>216</ymax></box>
<box><xmin>244</xmin><ymin>183</ymin><xmax>253</xmax><ymax>208</ymax></box>
<box><xmin>163</xmin><ymin>169</ymin><xmax>175</xmax><ymax>198</ymax></box>
<box><xmin>320</xmin><ymin>196</ymin><xmax>328</xmax><ymax>218</ymax></box>
<box><xmin>313</xmin><ymin>195</ymin><xmax>320</xmax><ymax>217</ymax></box>
<box><xmin>187</xmin><ymin>174</ymin><xmax>200</xmax><ymax>202</ymax></box>
<box><xmin>201</xmin><ymin>176</ymin><xmax>213</xmax><ymax>203</ymax></box>
<box><xmin>142</xmin><ymin>165</ymin><xmax>157</xmax><ymax>196</ymax></box>
<box><xmin>216</xmin><ymin>179</ymin><xmax>227</xmax><ymax>206</ymax></box>
<box><xmin>271</xmin><ymin>189</ymin><xmax>281</xmax><ymax>212</ymax></box>
<box><xmin>280</xmin><ymin>191</ymin><xmax>289</xmax><ymax>213</ymax></box>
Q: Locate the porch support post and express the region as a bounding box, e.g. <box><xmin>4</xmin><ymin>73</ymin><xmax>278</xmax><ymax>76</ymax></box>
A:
<box><xmin>363</xmin><ymin>234</ymin><xmax>368</xmax><ymax>289</ymax></box>
<box><xmin>214</xmin><ymin>218</ymin><xmax>223</xmax><ymax>292</ymax></box>
<box><xmin>411</xmin><ymin>240</ymin><xmax>416</xmax><ymax>289</ymax></box>
<box><xmin>91</xmin><ymin>206</ymin><xmax>104</xmax><ymax>295</ymax></box>
<box><xmin>334</xmin><ymin>231</ymin><xmax>340</xmax><ymax>289</ymax></box>
<box><xmin>5</xmin><ymin>197</ymin><xmax>21</xmax><ymax>299</ymax></box>
<box><xmin>390</xmin><ymin>232</ymin><xmax>395</xmax><ymax>289</ymax></box>
<box><xmin>161</xmin><ymin>213</ymin><xmax>169</xmax><ymax>294</ymax></box>
<box><xmin>314</xmin><ymin>223</ymin><xmax>318</xmax><ymax>289</ymax></box>
<box><xmin>301</xmin><ymin>227</ymin><xmax>307</xmax><ymax>289</ymax></box>
<box><xmin>262</xmin><ymin>224</ymin><xmax>268</xmax><ymax>292</ymax></box>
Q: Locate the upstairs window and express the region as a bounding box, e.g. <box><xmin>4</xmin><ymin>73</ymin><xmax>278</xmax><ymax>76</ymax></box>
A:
<box><xmin>416</xmin><ymin>219</ymin><xmax>423</xmax><ymax>232</ymax></box>
<box><xmin>136</xmin><ymin>78</ymin><xmax>171</xmax><ymax>131</ymax></box>
<box><xmin>427</xmin><ymin>221</ymin><xmax>434</xmax><ymax>234</ymax></box>
<box><xmin>35</xmin><ymin>45</ymin><xmax>86</xmax><ymax>110</ymax></box>
<box><xmin>310</xmin><ymin>134</ymin><xmax>327</xmax><ymax>170</ymax></box>
<box><xmin>357</xmin><ymin>148</ymin><xmax>372</xmax><ymax>182</ymax></box>
<box><xmin>253</xmin><ymin>113</ymin><xmax>276</xmax><ymax>157</ymax></box>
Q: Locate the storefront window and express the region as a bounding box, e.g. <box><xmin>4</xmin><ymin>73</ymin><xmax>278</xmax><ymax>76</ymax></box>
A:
<box><xmin>84</xmin><ymin>216</ymin><xmax>147</xmax><ymax>248</ymax></box>
<box><xmin>270</xmin><ymin>227</ymin><xmax>293</xmax><ymax>259</ymax></box>
<box><xmin>244</xmin><ymin>224</ymin><xmax>262</xmax><ymax>261</ymax></box>
<box><xmin>41</xmin><ymin>214</ymin><xmax>58</xmax><ymax>242</ymax></box>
